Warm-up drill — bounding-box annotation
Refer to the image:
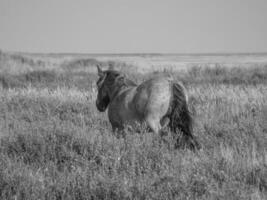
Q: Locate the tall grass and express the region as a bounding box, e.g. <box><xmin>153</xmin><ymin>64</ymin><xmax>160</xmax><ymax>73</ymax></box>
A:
<box><xmin>0</xmin><ymin>52</ymin><xmax>266</xmax><ymax>199</ymax></box>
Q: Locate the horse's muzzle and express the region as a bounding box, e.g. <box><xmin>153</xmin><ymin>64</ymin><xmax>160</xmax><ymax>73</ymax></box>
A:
<box><xmin>96</xmin><ymin>100</ymin><xmax>106</xmax><ymax>112</ymax></box>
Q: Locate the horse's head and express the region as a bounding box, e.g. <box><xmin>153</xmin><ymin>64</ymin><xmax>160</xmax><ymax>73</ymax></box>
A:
<box><xmin>95</xmin><ymin>65</ymin><xmax>122</xmax><ymax>112</ymax></box>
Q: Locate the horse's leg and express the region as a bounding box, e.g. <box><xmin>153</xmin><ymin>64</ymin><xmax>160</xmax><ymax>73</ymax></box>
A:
<box><xmin>160</xmin><ymin>117</ymin><xmax>170</xmax><ymax>129</ymax></box>
<box><xmin>159</xmin><ymin>117</ymin><xmax>170</xmax><ymax>136</ymax></box>
<box><xmin>145</xmin><ymin>115</ymin><xmax>161</xmax><ymax>134</ymax></box>
<box><xmin>111</xmin><ymin>123</ymin><xmax>125</xmax><ymax>138</ymax></box>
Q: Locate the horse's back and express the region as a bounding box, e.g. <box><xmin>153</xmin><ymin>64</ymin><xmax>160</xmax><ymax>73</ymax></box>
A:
<box><xmin>134</xmin><ymin>75</ymin><xmax>173</xmax><ymax>118</ymax></box>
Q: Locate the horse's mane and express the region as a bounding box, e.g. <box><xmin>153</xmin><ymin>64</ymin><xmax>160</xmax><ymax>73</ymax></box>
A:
<box><xmin>106</xmin><ymin>70</ymin><xmax>137</xmax><ymax>87</ymax></box>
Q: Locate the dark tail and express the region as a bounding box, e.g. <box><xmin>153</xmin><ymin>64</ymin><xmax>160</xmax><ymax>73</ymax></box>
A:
<box><xmin>167</xmin><ymin>82</ymin><xmax>200</xmax><ymax>150</ymax></box>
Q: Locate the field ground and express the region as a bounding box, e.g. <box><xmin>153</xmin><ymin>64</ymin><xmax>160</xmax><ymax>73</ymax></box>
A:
<box><xmin>0</xmin><ymin>50</ymin><xmax>266</xmax><ymax>199</ymax></box>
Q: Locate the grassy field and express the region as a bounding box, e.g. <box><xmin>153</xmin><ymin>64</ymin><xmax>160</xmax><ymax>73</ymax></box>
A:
<box><xmin>0</xmin><ymin>50</ymin><xmax>266</xmax><ymax>199</ymax></box>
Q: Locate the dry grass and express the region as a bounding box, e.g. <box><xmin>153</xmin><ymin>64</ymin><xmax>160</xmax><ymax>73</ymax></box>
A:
<box><xmin>0</xmin><ymin>51</ymin><xmax>266</xmax><ymax>199</ymax></box>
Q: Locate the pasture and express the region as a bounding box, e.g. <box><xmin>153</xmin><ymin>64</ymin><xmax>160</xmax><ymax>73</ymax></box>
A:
<box><xmin>0</xmin><ymin>50</ymin><xmax>266</xmax><ymax>199</ymax></box>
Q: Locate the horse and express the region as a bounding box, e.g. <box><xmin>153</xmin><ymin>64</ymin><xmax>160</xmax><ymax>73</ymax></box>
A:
<box><xmin>95</xmin><ymin>65</ymin><xmax>200</xmax><ymax>150</ymax></box>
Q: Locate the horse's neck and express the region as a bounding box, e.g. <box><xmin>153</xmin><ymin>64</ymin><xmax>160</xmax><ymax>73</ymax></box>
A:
<box><xmin>108</xmin><ymin>84</ymin><xmax>127</xmax><ymax>101</ymax></box>
<box><xmin>108</xmin><ymin>78</ymin><xmax>136</xmax><ymax>101</ymax></box>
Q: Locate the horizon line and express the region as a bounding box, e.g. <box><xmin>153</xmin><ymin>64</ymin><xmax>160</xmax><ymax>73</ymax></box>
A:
<box><xmin>2</xmin><ymin>49</ymin><xmax>267</xmax><ymax>56</ymax></box>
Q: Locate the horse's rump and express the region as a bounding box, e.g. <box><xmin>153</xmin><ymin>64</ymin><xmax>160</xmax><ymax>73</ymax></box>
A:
<box><xmin>133</xmin><ymin>75</ymin><xmax>172</xmax><ymax>118</ymax></box>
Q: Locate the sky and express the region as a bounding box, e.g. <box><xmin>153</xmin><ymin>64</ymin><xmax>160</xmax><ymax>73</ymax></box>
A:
<box><xmin>0</xmin><ymin>0</ymin><xmax>267</xmax><ymax>54</ymax></box>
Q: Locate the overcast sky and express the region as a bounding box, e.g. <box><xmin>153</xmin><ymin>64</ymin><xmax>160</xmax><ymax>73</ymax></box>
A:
<box><xmin>0</xmin><ymin>0</ymin><xmax>266</xmax><ymax>53</ymax></box>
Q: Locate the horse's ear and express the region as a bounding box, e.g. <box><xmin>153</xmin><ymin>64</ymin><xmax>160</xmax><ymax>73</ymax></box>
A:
<box><xmin>97</xmin><ymin>65</ymin><xmax>104</xmax><ymax>77</ymax></box>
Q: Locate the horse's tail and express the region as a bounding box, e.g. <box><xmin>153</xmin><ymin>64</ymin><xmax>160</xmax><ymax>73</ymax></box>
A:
<box><xmin>168</xmin><ymin>81</ymin><xmax>200</xmax><ymax>150</ymax></box>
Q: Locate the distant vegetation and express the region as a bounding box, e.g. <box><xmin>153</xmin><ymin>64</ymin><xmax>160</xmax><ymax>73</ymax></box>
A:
<box><xmin>0</xmin><ymin>51</ymin><xmax>266</xmax><ymax>199</ymax></box>
<box><xmin>183</xmin><ymin>64</ymin><xmax>267</xmax><ymax>85</ymax></box>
